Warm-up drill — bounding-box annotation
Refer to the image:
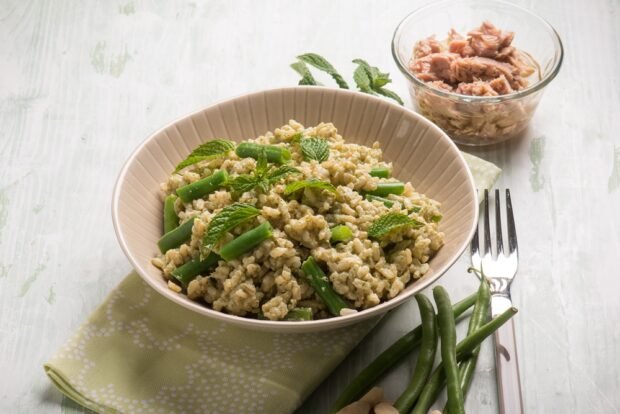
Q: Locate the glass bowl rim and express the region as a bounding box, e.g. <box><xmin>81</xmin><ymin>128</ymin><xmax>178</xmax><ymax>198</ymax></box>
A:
<box><xmin>391</xmin><ymin>0</ymin><xmax>564</xmax><ymax>103</ymax></box>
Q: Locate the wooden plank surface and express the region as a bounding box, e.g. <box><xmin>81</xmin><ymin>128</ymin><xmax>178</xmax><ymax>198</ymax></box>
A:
<box><xmin>0</xmin><ymin>0</ymin><xmax>618</xmax><ymax>412</ymax></box>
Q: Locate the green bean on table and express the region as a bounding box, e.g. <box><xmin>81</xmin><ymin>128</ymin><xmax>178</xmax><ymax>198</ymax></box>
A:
<box><xmin>329</xmin><ymin>293</ymin><xmax>477</xmax><ymax>413</ymax></box>
<box><xmin>393</xmin><ymin>293</ymin><xmax>438</xmax><ymax>413</ymax></box>
<box><xmin>444</xmin><ymin>278</ymin><xmax>491</xmax><ymax>413</ymax></box>
<box><xmin>433</xmin><ymin>286</ymin><xmax>465</xmax><ymax>414</ymax></box>
<box><xmin>411</xmin><ymin>306</ymin><xmax>518</xmax><ymax>414</ymax></box>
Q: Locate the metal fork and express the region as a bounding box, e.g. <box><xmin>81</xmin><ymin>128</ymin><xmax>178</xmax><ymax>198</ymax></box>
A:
<box><xmin>470</xmin><ymin>189</ymin><xmax>523</xmax><ymax>414</ymax></box>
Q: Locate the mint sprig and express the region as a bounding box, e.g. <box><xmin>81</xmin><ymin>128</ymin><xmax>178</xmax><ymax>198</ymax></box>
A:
<box><xmin>174</xmin><ymin>139</ymin><xmax>235</xmax><ymax>172</ymax></box>
<box><xmin>284</xmin><ymin>178</ymin><xmax>337</xmax><ymax>195</ymax></box>
<box><xmin>297</xmin><ymin>53</ymin><xmax>349</xmax><ymax>89</ymax></box>
<box><xmin>300</xmin><ymin>137</ymin><xmax>330</xmax><ymax>163</ymax></box>
<box><xmin>367</xmin><ymin>213</ymin><xmax>423</xmax><ymax>239</ymax></box>
<box><xmin>352</xmin><ymin>59</ymin><xmax>404</xmax><ymax>105</ymax></box>
<box><xmin>201</xmin><ymin>203</ymin><xmax>261</xmax><ymax>256</ymax></box>
<box><xmin>227</xmin><ymin>151</ymin><xmax>301</xmax><ymax>195</ymax></box>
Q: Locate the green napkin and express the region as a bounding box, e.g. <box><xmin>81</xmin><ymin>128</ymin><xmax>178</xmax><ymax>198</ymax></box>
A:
<box><xmin>44</xmin><ymin>152</ymin><xmax>499</xmax><ymax>414</ymax></box>
<box><xmin>44</xmin><ymin>273</ymin><xmax>377</xmax><ymax>414</ymax></box>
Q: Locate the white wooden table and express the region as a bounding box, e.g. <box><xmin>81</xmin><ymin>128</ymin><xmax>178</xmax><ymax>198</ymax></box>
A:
<box><xmin>1</xmin><ymin>0</ymin><xmax>618</xmax><ymax>412</ymax></box>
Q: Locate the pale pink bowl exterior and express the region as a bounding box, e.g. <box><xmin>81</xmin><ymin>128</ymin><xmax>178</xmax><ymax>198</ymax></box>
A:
<box><xmin>112</xmin><ymin>86</ymin><xmax>478</xmax><ymax>332</ymax></box>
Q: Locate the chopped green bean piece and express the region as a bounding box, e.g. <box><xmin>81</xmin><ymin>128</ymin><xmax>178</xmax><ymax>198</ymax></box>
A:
<box><xmin>366</xmin><ymin>182</ymin><xmax>404</xmax><ymax>197</ymax></box>
<box><xmin>163</xmin><ymin>194</ymin><xmax>179</xmax><ymax>233</ymax></box>
<box><xmin>171</xmin><ymin>252</ymin><xmax>221</xmax><ymax>289</ymax></box>
<box><xmin>301</xmin><ymin>257</ymin><xmax>348</xmax><ymax>316</ymax></box>
<box><xmin>157</xmin><ymin>216</ymin><xmax>197</xmax><ymax>253</ymax></box>
<box><xmin>330</xmin><ymin>225</ymin><xmax>353</xmax><ymax>244</ymax></box>
<box><xmin>219</xmin><ymin>222</ymin><xmax>273</xmax><ymax>261</ymax></box>
<box><xmin>369</xmin><ymin>166</ymin><xmax>390</xmax><ymax>178</ymax></box>
<box><xmin>176</xmin><ymin>170</ymin><xmax>228</xmax><ymax>203</ymax></box>
<box><xmin>235</xmin><ymin>142</ymin><xmax>291</xmax><ymax>164</ymax></box>
<box><xmin>284</xmin><ymin>307</ymin><xmax>314</xmax><ymax>321</ymax></box>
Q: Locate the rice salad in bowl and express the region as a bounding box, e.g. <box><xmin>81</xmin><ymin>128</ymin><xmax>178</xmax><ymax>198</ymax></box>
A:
<box><xmin>151</xmin><ymin>120</ymin><xmax>445</xmax><ymax>321</ymax></box>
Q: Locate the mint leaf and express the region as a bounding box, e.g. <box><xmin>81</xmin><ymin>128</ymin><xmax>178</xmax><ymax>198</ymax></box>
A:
<box><xmin>298</xmin><ymin>53</ymin><xmax>349</xmax><ymax>89</ymax></box>
<box><xmin>267</xmin><ymin>165</ymin><xmax>301</xmax><ymax>184</ymax></box>
<box><xmin>291</xmin><ymin>61</ymin><xmax>321</xmax><ymax>86</ymax></box>
<box><xmin>284</xmin><ymin>178</ymin><xmax>337</xmax><ymax>195</ymax></box>
<box><xmin>227</xmin><ymin>174</ymin><xmax>260</xmax><ymax>193</ymax></box>
<box><xmin>174</xmin><ymin>139</ymin><xmax>235</xmax><ymax>172</ymax></box>
<box><xmin>367</xmin><ymin>213</ymin><xmax>423</xmax><ymax>239</ymax></box>
<box><xmin>353</xmin><ymin>64</ymin><xmax>374</xmax><ymax>94</ymax></box>
<box><xmin>352</xmin><ymin>59</ymin><xmax>404</xmax><ymax>106</ymax></box>
<box><xmin>201</xmin><ymin>203</ymin><xmax>261</xmax><ymax>255</ymax></box>
<box><xmin>300</xmin><ymin>137</ymin><xmax>330</xmax><ymax>162</ymax></box>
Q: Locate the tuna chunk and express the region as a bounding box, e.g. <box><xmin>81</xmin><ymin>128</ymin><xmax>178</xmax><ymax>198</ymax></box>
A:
<box><xmin>467</xmin><ymin>21</ymin><xmax>515</xmax><ymax>58</ymax></box>
<box><xmin>455</xmin><ymin>81</ymin><xmax>499</xmax><ymax>96</ymax></box>
<box><xmin>489</xmin><ymin>75</ymin><xmax>514</xmax><ymax>94</ymax></box>
<box><xmin>411</xmin><ymin>52</ymin><xmax>460</xmax><ymax>82</ymax></box>
<box><xmin>414</xmin><ymin>36</ymin><xmax>442</xmax><ymax>59</ymax></box>
<box><xmin>451</xmin><ymin>57</ymin><xmax>520</xmax><ymax>88</ymax></box>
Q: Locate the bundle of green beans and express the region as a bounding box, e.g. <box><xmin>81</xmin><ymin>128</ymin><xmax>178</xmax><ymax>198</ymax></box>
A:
<box><xmin>331</xmin><ymin>277</ymin><xmax>516</xmax><ymax>414</ymax></box>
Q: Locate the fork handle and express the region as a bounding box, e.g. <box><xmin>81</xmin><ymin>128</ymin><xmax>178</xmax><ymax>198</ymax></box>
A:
<box><xmin>494</xmin><ymin>317</ymin><xmax>524</xmax><ymax>414</ymax></box>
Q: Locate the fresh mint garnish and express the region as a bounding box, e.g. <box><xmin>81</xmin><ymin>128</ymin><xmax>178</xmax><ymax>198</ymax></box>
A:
<box><xmin>174</xmin><ymin>139</ymin><xmax>235</xmax><ymax>173</ymax></box>
<box><xmin>284</xmin><ymin>178</ymin><xmax>337</xmax><ymax>195</ymax></box>
<box><xmin>367</xmin><ymin>213</ymin><xmax>423</xmax><ymax>239</ymax></box>
<box><xmin>201</xmin><ymin>203</ymin><xmax>261</xmax><ymax>256</ymax></box>
<box><xmin>300</xmin><ymin>137</ymin><xmax>330</xmax><ymax>163</ymax></box>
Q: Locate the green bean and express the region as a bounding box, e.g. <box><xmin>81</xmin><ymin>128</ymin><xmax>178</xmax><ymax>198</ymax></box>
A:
<box><xmin>394</xmin><ymin>294</ymin><xmax>438</xmax><ymax>413</ymax></box>
<box><xmin>219</xmin><ymin>221</ymin><xmax>273</xmax><ymax>261</ymax></box>
<box><xmin>412</xmin><ymin>307</ymin><xmax>518</xmax><ymax>414</ymax></box>
<box><xmin>330</xmin><ymin>225</ymin><xmax>353</xmax><ymax>244</ymax></box>
<box><xmin>444</xmin><ymin>279</ymin><xmax>490</xmax><ymax>413</ymax></box>
<box><xmin>284</xmin><ymin>307</ymin><xmax>314</xmax><ymax>321</ymax></box>
<box><xmin>329</xmin><ymin>293</ymin><xmax>476</xmax><ymax>413</ymax></box>
<box><xmin>176</xmin><ymin>170</ymin><xmax>228</xmax><ymax>203</ymax></box>
<box><xmin>365</xmin><ymin>194</ymin><xmax>394</xmax><ymax>207</ymax></box>
<box><xmin>301</xmin><ymin>256</ymin><xmax>348</xmax><ymax>317</ymax></box>
<box><xmin>163</xmin><ymin>194</ymin><xmax>179</xmax><ymax>233</ymax></box>
<box><xmin>369</xmin><ymin>166</ymin><xmax>391</xmax><ymax>178</ymax></box>
<box><xmin>235</xmin><ymin>142</ymin><xmax>291</xmax><ymax>164</ymax></box>
<box><xmin>366</xmin><ymin>182</ymin><xmax>405</xmax><ymax>197</ymax></box>
<box><xmin>157</xmin><ymin>216</ymin><xmax>197</xmax><ymax>253</ymax></box>
<box><xmin>171</xmin><ymin>252</ymin><xmax>221</xmax><ymax>289</ymax></box>
<box><xmin>433</xmin><ymin>286</ymin><xmax>465</xmax><ymax>414</ymax></box>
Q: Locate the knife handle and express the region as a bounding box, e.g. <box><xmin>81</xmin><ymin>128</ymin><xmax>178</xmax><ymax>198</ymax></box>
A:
<box><xmin>494</xmin><ymin>317</ymin><xmax>524</xmax><ymax>414</ymax></box>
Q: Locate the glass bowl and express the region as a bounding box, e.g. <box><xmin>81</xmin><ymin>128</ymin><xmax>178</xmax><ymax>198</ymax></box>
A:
<box><xmin>392</xmin><ymin>0</ymin><xmax>563</xmax><ymax>146</ymax></box>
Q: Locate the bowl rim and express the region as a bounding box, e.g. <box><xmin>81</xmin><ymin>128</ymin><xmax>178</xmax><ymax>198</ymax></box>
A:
<box><xmin>391</xmin><ymin>0</ymin><xmax>564</xmax><ymax>103</ymax></box>
<box><xmin>111</xmin><ymin>85</ymin><xmax>479</xmax><ymax>331</ymax></box>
